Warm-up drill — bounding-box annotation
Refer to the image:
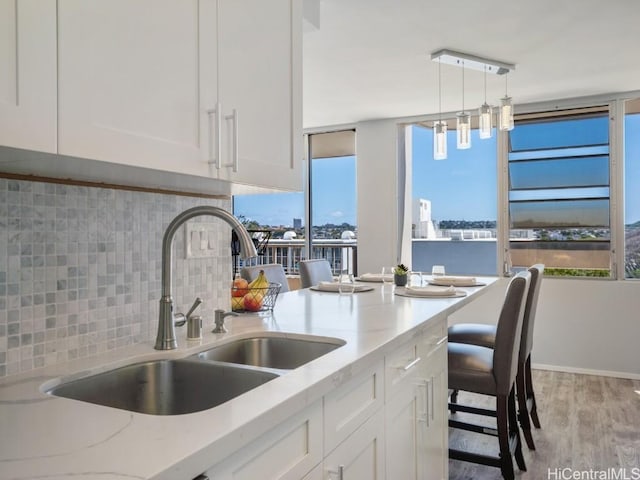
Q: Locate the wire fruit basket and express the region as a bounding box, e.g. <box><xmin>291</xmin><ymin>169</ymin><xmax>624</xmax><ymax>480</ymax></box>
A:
<box><xmin>231</xmin><ymin>282</ymin><xmax>282</xmax><ymax>312</ymax></box>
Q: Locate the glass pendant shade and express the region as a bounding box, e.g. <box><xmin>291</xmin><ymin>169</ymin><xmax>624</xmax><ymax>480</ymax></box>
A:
<box><xmin>433</xmin><ymin>120</ymin><xmax>447</xmax><ymax>160</ymax></box>
<box><xmin>456</xmin><ymin>112</ymin><xmax>471</xmax><ymax>149</ymax></box>
<box><xmin>499</xmin><ymin>96</ymin><xmax>514</xmax><ymax>131</ymax></box>
<box><xmin>479</xmin><ymin>103</ymin><xmax>493</xmax><ymax>139</ymax></box>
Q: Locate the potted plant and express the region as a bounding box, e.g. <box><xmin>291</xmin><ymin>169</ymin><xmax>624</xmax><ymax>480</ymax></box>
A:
<box><xmin>393</xmin><ymin>263</ymin><xmax>409</xmax><ymax>286</ymax></box>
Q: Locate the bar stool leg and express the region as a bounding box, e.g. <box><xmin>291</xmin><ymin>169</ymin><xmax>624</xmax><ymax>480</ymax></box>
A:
<box><xmin>516</xmin><ymin>363</ymin><xmax>536</xmax><ymax>449</ymax></box>
<box><xmin>509</xmin><ymin>387</ymin><xmax>527</xmax><ymax>472</ymax></box>
<box><xmin>449</xmin><ymin>389</ymin><xmax>459</xmax><ymax>413</ymax></box>
<box><xmin>525</xmin><ymin>355</ymin><xmax>541</xmax><ymax>428</ymax></box>
<box><xmin>496</xmin><ymin>394</ymin><xmax>515</xmax><ymax>480</ymax></box>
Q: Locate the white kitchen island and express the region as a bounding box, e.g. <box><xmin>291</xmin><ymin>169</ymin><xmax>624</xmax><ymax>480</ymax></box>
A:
<box><xmin>0</xmin><ymin>278</ymin><xmax>498</xmax><ymax>480</ymax></box>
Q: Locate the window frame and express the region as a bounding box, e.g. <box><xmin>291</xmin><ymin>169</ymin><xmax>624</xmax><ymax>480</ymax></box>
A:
<box><xmin>499</xmin><ymin>98</ymin><xmax>627</xmax><ymax>280</ymax></box>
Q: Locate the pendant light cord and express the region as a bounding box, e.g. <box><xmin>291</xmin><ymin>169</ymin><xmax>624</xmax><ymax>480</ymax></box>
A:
<box><xmin>438</xmin><ymin>58</ymin><xmax>442</xmax><ymax>122</ymax></box>
<box><xmin>483</xmin><ymin>65</ymin><xmax>488</xmax><ymax>104</ymax></box>
<box><xmin>461</xmin><ymin>61</ymin><xmax>465</xmax><ymax>112</ymax></box>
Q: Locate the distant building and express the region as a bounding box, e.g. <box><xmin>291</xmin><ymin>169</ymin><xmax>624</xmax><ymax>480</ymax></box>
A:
<box><xmin>412</xmin><ymin>199</ymin><xmax>438</xmax><ymax>239</ymax></box>
<box><xmin>293</xmin><ymin>218</ymin><xmax>302</xmax><ymax>229</ymax></box>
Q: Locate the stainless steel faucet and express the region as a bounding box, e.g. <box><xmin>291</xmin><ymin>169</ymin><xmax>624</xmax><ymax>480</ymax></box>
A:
<box><xmin>154</xmin><ymin>206</ymin><xmax>257</xmax><ymax>350</ymax></box>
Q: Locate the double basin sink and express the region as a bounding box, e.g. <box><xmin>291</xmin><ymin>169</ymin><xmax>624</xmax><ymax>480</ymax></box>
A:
<box><xmin>47</xmin><ymin>334</ymin><xmax>345</xmax><ymax>416</ymax></box>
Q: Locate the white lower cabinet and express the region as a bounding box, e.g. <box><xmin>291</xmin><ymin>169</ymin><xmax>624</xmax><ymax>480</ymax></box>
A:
<box><xmin>385</xmin><ymin>317</ymin><xmax>448</xmax><ymax>480</ymax></box>
<box><xmin>202</xmin><ymin>323</ymin><xmax>448</xmax><ymax>480</ymax></box>
<box><xmin>203</xmin><ymin>400</ymin><xmax>322</xmax><ymax>480</ymax></box>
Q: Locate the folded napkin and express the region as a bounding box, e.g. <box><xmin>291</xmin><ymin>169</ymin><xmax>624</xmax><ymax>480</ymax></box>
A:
<box><xmin>358</xmin><ymin>273</ymin><xmax>393</xmax><ymax>282</ymax></box>
<box><xmin>404</xmin><ymin>285</ymin><xmax>457</xmax><ymax>297</ymax></box>
<box><xmin>314</xmin><ymin>281</ymin><xmax>371</xmax><ymax>292</ymax></box>
<box><xmin>430</xmin><ymin>275</ymin><xmax>477</xmax><ymax>287</ymax></box>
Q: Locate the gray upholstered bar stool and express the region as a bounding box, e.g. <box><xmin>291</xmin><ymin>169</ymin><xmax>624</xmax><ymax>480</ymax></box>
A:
<box><xmin>240</xmin><ymin>264</ymin><xmax>290</xmax><ymax>293</ymax></box>
<box><xmin>449</xmin><ymin>264</ymin><xmax>544</xmax><ymax>450</ymax></box>
<box><xmin>299</xmin><ymin>259</ymin><xmax>333</xmax><ymax>288</ymax></box>
<box><xmin>448</xmin><ymin>271</ymin><xmax>531</xmax><ymax>480</ymax></box>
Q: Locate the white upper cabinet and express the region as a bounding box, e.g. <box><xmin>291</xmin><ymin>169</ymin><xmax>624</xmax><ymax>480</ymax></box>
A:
<box><xmin>55</xmin><ymin>0</ymin><xmax>302</xmax><ymax>190</ymax></box>
<box><xmin>214</xmin><ymin>0</ymin><xmax>302</xmax><ymax>191</ymax></box>
<box><xmin>57</xmin><ymin>0</ymin><xmax>214</xmax><ymax>177</ymax></box>
<box><xmin>0</xmin><ymin>0</ymin><xmax>57</xmax><ymax>153</ymax></box>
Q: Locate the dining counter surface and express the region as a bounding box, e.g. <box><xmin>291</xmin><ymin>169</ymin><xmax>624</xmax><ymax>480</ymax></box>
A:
<box><xmin>0</xmin><ymin>276</ymin><xmax>498</xmax><ymax>480</ymax></box>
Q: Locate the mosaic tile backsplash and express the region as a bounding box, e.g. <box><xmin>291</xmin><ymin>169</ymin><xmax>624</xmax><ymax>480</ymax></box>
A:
<box><xmin>0</xmin><ymin>177</ymin><xmax>232</xmax><ymax>377</ymax></box>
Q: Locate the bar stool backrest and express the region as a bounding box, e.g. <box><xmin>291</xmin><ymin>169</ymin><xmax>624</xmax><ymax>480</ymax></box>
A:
<box><xmin>493</xmin><ymin>271</ymin><xmax>531</xmax><ymax>396</ymax></box>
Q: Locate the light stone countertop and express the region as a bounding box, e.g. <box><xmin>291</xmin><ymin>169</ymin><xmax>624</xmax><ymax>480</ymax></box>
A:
<box><xmin>0</xmin><ymin>278</ymin><xmax>498</xmax><ymax>480</ymax></box>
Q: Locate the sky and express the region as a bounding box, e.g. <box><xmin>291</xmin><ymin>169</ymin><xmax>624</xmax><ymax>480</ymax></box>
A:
<box><xmin>411</xmin><ymin>125</ymin><xmax>497</xmax><ymax>221</ymax></box>
<box><xmin>233</xmin><ymin>156</ymin><xmax>356</xmax><ymax>227</ymax></box>
<box><xmin>233</xmin><ymin>113</ymin><xmax>640</xmax><ymax>227</ymax></box>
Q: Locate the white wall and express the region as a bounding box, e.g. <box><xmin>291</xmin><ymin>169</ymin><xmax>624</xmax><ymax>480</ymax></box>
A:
<box><xmin>356</xmin><ymin>119</ymin><xmax>640</xmax><ymax>379</ymax></box>
<box><xmin>356</xmin><ymin>119</ymin><xmax>403</xmax><ymax>272</ymax></box>
<box><xmin>450</xmin><ymin>278</ymin><xmax>640</xmax><ymax>379</ymax></box>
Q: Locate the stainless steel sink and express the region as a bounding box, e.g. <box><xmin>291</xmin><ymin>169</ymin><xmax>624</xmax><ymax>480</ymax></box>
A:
<box><xmin>193</xmin><ymin>335</ymin><xmax>345</xmax><ymax>370</ymax></box>
<box><xmin>47</xmin><ymin>359</ymin><xmax>278</xmax><ymax>415</ymax></box>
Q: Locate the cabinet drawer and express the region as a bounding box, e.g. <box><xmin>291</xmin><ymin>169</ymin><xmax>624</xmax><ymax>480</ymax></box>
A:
<box><xmin>421</xmin><ymin>316</ymin><xmax>447</xmax><ymax>350</ymax></box>
<box><xmin>324</xmin><ymin>359</ymin><xmax>384</xmax><ymax>454</ymax></box>
<box><xmin>385</xmin><ymin>337</ymin><xmax>422</xmax><ymax>401</ymax></box>
<box><xmin>205</xmin><ymin>400</ymin><xmax>322</xmax><ymax>480</ymax></box>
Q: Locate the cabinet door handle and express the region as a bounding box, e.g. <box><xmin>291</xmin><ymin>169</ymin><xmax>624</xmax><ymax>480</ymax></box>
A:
<box><xmin>429</xmin><ymin>375</ymin><xmax>435</xmax><ymax>421</ymax></box>
<box><xmin>206</xmin><ymin>103</ymin><xmax>222</xmax><ymax>169</ymax></box>
<box><xmin>401</xmin><ymin>356</ymin><xmax>422</xmax><ymax>371</ymax></box>
<box><xmin>225</xmin><ymin>108</ymin><xmax>239</xmax><ymax>172</ymax></box>
<box><xmin>417</xmin><ymin>379</ymin><xmax>429</xmax><ymax>424</ymax></box>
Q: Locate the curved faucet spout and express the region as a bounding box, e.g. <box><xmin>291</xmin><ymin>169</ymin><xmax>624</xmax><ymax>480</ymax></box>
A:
<box><xmin>155</xmin><ymin>206</ymin><xmax>257</xmax><ymax>350</ymax></box>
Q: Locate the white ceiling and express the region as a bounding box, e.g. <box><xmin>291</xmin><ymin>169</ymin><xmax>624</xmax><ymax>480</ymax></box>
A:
<box><xmin>302</xmin><ymin>0</ymin><xmax>640</xmax><ymax>129</ymax></box>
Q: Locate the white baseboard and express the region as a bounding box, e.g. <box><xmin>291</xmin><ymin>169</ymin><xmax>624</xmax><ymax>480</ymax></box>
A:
<box><xmin>532</xmin><ymin>363</ymin><xmax>640</xmax><ymax>381</ymax></box>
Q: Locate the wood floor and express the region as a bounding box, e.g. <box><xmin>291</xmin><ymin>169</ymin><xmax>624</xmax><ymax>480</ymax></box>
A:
<box><xmin>449</xmin><ymin>369</ymin><xmax>640</xmax><ymax>479</ymax></box>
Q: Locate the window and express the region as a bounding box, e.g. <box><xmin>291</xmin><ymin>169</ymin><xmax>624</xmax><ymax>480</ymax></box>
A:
<box><xmin>410</xmin><ymin>122</ymin><xmax>498</xmax><ymax>275</ymax></box>
<box><xmin>624</xmin><ymin>98</ymin><xmax>640</xmax><ymax>279</ymax></box>
<box><xmin>310</xmin><ymin>153</ymin><xmax>357</xmax><ymax>272</ymax></box>
<box><xmin>233</xmin><ymin>130</ymin><xmax>356</xmax><ymax>275</ymax></box>
<box><xmin>507</xmin><ymin>109</ymin><xmax>611</xmax><ymax>277</ymax></box>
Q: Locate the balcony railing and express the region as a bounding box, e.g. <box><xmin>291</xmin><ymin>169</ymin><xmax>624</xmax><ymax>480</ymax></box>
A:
<box><xmin>237</xmin><ymin>239</ymin><xmax>358</xmax><ymax>276</ymax></box>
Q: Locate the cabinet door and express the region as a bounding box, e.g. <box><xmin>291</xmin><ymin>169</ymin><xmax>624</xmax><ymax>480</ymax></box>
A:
<box><xmin>418</xmin><ymin>330</ymin><xmax>448</xmax><ymax>480</ymax></box>
<box><xmin>204</xmin><ymin>400</ymin><xmax>322</xmax><ymax>480</ymax></box>
<box><xmin>422</xmin><ymin>367</ymin><xmax>448</xmax><ymax>480</ymax></box>
<box><xmin>57</xmin><ymin>0</ymin><xmax>214</xmax><ymax>177</ymax></box>
<box><xmin>324</xmin><ymin>408</ymin><xmax>385</xmax><ymax>480</ymax></box>
<box><xmin>386</xmin><ymin>381</ymin><xmax>421</xmax><ymax>480</ymax></box>
<box><xmin>216</xmin><ymin>0</ymin><xmax>302</xmax><ymax>191</ymax></box>
<box><xmin>0</xmin><ymin>0</ymin><xmax>56</xmax><ymax>153</ymax></box>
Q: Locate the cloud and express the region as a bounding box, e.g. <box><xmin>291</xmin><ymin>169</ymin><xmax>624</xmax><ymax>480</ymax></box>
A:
<box><xmin>330</xmin><ymin>210</ymin><xmax>344</xmax><ymax>218</ymax></box>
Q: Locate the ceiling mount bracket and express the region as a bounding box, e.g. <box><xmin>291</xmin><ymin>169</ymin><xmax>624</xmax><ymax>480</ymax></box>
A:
<box><xmin>430</xmin><ymin>49</ymin><xmax>515</xmax><ymax>75</ymax></box>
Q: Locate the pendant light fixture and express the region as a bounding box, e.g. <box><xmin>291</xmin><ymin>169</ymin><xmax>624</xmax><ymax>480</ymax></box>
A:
<box><xmin>478</xmin><ymin>65</ymin><xmax>493</xmax><ymax>139</ymax></box>
<box><xmin>456</xmin><ymin>62</ymin><xmax>471</xmax><ymax>149</ymax></box>
<box><xmin>430</xmin><ymin>49</ymin><xmax>516</xmax><ymax>147</ymax></box>
<box><xmin>433</xmin><ymin>57</ymin><xmax>447</xmax><ymax>160</ymax></box>
<box><xmin>499</xmin><ymin>73</ymin><xmax>514</xmax><ymax>131</ymax></box>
